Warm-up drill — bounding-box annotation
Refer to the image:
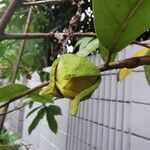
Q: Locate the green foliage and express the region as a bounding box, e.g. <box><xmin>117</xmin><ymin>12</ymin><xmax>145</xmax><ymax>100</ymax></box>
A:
<box><xmin>26</xmin><ymin>106</ymin><xmax>42</xmax><ymax>119</ymax></box>
<box><xmin>46</xmin><ymin>107</ymin><xmax>58</xmax><ymax>134</ymax></box>
<box><xmin>93</xmin><ymin>0</ymin><xmax>150</xmax><ymax>61</ymax></box>
<box><xmin>30</xmin><ymin>90</ymin><xmax>53</xmax><ymax>104</ymax></box>
<box><xmin>76</xmin><ymin>38</ymin><xmax>99</xmax><ymax>57</ymax></box>
<box><xmin>0</xmin><ymin>83</ymin><xmax>53</xmax><ymax>104</ymax></box>
<box><xmin>144</xmin><ymin>51</ymin><xmax>150</xmax><ymax>86</ymax></box>
<box><xmin>145</xmin><ymin>65</ymin><xmax>150</xmax><ymax>86</ymax></box>
<box><xmin>0</xmin><ymin>84</ymin><xmax>28</xmax><ymax>102</ymax></box>
<box><xmin>28</xmin><ymin>108</ymin><xmax>46</xmax><ymax>135</ymax></box>
<box><xmin>0</xmin><ymin>130</ymin><xmax>21</xmax><ymax>150</ymax></box>
<box><xmin>28</xmin><ymin>105</ymin><xmax>62</xmax><ymax>134</ymax></box>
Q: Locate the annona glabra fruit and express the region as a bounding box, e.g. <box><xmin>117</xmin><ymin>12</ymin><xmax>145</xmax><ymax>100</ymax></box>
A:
<box><xmin>40</xmin><ymin>54</ymin><xmax>101</xmax><ymax>115</ymax></box>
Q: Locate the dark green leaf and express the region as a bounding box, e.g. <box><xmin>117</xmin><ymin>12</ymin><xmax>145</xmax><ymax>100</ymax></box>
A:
<box><xmin>48</xmin><ymin>105</ymin><xmax>62</xmax><ymax>116</ymax></box>
<box><xmin>93</xmin><ymin>0</ymin><xmax>150</xmax><ymax>59</ymax></box>
<box><xmin>28</xmin><ymin>108</ymin><xmax>45</xmax><ymax>135</ymax></box>
<box><xmin>144</xmin><ymin>65</ymin><xmax>150</xmax><ymax>86</ymax></box>
<box><xmin>46</xmin><ymin>109</ymin><xmax>58</xmax><ymax>134</ymax></box>
<box><xmin>28</xmin><ymin>101</ymin><xmax>34</xmax><ymax>109</ymax></box>
<box><xmin>0</xmin><ymin>84</ymin><xmax>28</xmax><ymax>102</ymax></box>
<box><xmin>26</xmin><ymin>106</ymin><xmax>42</xmax><ymax>119</ymax></box>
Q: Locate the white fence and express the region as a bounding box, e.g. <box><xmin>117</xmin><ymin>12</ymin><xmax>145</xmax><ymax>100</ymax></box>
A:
<box><xmin>5</xmin><ymin>44</ymin><xmax>150</xmax><ymax>150</ymax></box>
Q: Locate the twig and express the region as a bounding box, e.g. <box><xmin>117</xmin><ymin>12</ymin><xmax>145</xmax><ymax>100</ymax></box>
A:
<box><xmin>99</xmin><ymin>55</ymin><xmax>150</xmax><ymax>71</ymax></box>
<box><xmin>133</xmin><ymin>41</ymin><xmax>150</xmax><ymax>49</ymax></box>
<box><xmin>0</xmin><ymin>32</ymin><xmax>96</xmax><ymax>40</ymax></box>
<box><xmin>11</xmin><ymin>5</ymin><xmax>34</xmax><ymax>82</ymax></box>
<box><xmin>22</xmin><ymin>0</ymin><xmax>70</xmax><ymax>6</ymax></box>
<box><xmin>0</xmin><ymin>82</ymin><xmax>48</xmax><ymax>109</ymax></box>
<box><xmin>61</xmin><ymin>0</ymin><xmax>83</xmax><ymax>53</ymax></box>
<box><xmin>0</xmin><ymin>104</ymin><xmax>27</xmax><ymax>116</ymax></box>
<box><xmin>0</xmin><ymin>0</ymin><xmax>23</xmax><ymax>33</ymax></box>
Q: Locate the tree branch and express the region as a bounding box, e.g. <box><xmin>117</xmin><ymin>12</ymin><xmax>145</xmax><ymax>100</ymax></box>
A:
<box><xmin>99</xmin><ymin>55</ymin><xmax>150</xmax><ymax>71</ymax></box>
<box><xmin>22</xmin><ymin>0</ymin><xmax>70</xmax><ymax>6</ymax></box>
<box><xmin>11</xmin><ymin>5</ymin><xmax>34</xmax><ymax>82</ymax></box>
<box><xmin>0</xmin><ymin>82</ymin><xmax>48</xmax><ymax>109</ymax></box>
<box><xmin>0</xmin><ymin>0</ymin><xmax>23</xmax><ymax>33</ymax></box>
<box><xmin>133</xmin><ymin>41</ymin><xmax>150</xmax><ymax>49</ymax></box>
<box><xmin>0</xmin><ymin>104</ymin><xmax>26</xmax><ymax>116</ymax></box>
<box><xmin>0</xmin><ymin>32</ymin><xmax>96</xmax><ymax>40</ymax></box>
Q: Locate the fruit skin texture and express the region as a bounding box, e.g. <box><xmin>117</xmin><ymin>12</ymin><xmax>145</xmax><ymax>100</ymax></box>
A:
<box><xmin>40</xmin><ymin>54</ymin><xmax>101</xmax><ymax>115</ymax></box>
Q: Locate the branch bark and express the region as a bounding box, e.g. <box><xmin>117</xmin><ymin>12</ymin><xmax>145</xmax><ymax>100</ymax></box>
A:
<box><xmin>99</xmin><ymin>56</ymin><xmax>150</xmax><ymax>71</ymax></box>
<box><xmin>22</xmin><ymin>0</ymin><xmax>70</xmax><ymax>6</ymax></box>
<box><xmin>0</xmin><ymin>32</ymin><xmax>96</xmax><ymax>40</ymax></box>
<box><xmin>0</xmin><ymin>0</ymin><xmax>23</xmax><ymax>33</ymax></box>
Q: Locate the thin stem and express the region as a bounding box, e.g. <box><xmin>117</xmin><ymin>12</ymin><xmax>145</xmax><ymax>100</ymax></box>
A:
<box><xmin>133</xmin><ymin>41</ymin><xmax>150</xmax><ymax>49</ymax></box>
<box><xmin>11</xmin><ymin>5</ymin><xmax>34</xmax><ymax>82</ymax></box>
<box><xmin>0</xmin><ymin>0</ymin><xmax>23</xmax><ymax>33</ymax></box>
<box><xmin>0</xmin><ymin>104</ymin><xmax>27</xmax><ymax>116</ymax></box>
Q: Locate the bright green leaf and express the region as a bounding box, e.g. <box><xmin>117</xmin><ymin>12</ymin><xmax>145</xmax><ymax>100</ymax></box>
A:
<box><xmin>93</xmin><ymin>0</ymin><xmax>150</xmax><ymax>59</ymax></box>
<box><xmin>30</xmin><ymin>90</ymin><xmax>53</xmax><ymax>104</ymax></box>
<box><xmin>0</xmin><ymin>84</ymin><xmax>28</xmax><ymax>102</ymax></box>
<box><xmin>76</xmin><ymin>38</ymin><xmax>99</xmax><ymax>57</ymax></box>
<box><xmin>74</xmin><ymin>37</ymin><xmax>94</xmax><ymax>50</ymax></box>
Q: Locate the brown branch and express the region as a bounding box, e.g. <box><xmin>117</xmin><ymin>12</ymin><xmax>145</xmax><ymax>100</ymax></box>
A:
<box><xmin>22</xmin><ymin>0</ymin><xmax>70</xmax><ymax>6</ymax></box>
<box><xmin>60</xmin><ymin>0</ymin><xmax>83</xmax><ymax>53</ymax></box>
<box><xmin>11</xmin><ymin>5</ymin><xmax>34</xmax><ymax>82</ymax></box>
<box><xmin>99</xmin><ymin>56</ymin><xmax>150</xmax><ymax>71</ymax></box>
<box><xmin>0</xmin><ymin>82</ymin><xmax>48</xmax><ymax>109</ymax></box>
<box><xmin>0</xmin><ymin>0</ymin><xmax>23</xmax><ymax>33</ymax></box>
<box><xmin>0</xmin><ymin>32</ymin><xmax>96</xmax><ymax>40</ymax></box>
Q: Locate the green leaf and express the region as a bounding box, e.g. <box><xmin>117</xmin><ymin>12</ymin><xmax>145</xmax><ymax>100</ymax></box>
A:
<box><xmin>0</xmin><ymin>42</ymin><xmax>6</xmax><ymax>58</ymax></box>
<box><xmin>47</xmin><ymin>105</ymin><xmax>62</xmax><ymax>116</ymax></box>
<box><xmin>93</xmin><ymin>0</ymin><xmax>150</xmax><ymax>59</ymax></box>
<box><xmin>144</xmin><ymin>51</ymin><xmax>150</xmax><ymax>86</ymax></box>
<box><xmin>0</xmin><ymin>84</ymin><xmax>28</xmax><ymax>102</ymax></box>
<box><xmin>30</xmin><ymin>90</ymin><xmax>53</xmax><ymax>104</ymax></box>
<box><xmin>26</xmin><ymin>106</ymin><xmax>42</xmax><ymax>118</ymax></box>
<box><xmin>46</xmin><ymin>108</ymin><xmax>58</xmax><ymax>134</ymax></box>
<box><xmin>144</xmin><ymin>65</ymin><xmax>150</xmax><ymax>86</ymax></box>
<box><xmin>74</xmin><ymin>37</ymin><xmax>94</xmax><ymax>50</ymax></box>
<box><xmin>28</xmin><ymin>108</ymin><xmax>45</xmax><ymax>135</ymax></box>
<box><xmin>76</xmin><ymin>38</ymin><xmax>99</xmax><ymax>57</ymax></box>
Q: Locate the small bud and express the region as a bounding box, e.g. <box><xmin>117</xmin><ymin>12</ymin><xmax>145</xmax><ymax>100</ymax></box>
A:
<box><xmin>40</xmin><ymin>54</ymin><xmax>101</xmax><ymax>115</ymax></box>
